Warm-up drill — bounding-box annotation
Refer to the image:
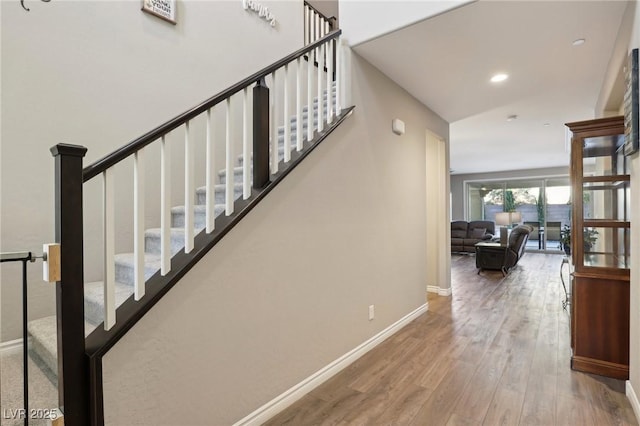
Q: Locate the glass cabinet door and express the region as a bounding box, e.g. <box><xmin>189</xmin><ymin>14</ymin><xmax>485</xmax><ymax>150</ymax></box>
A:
<box><xmin>567</xmin><ymin>116</ymin><xmax>629</xmax><ymax>273</ymax></box>
<box><xmin>582</xmin><ymin>134</ymin><xmax>626</xmax><ymax>177</ymax></box>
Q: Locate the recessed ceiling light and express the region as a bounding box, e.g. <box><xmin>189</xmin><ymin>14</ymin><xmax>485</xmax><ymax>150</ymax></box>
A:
<box><xmin>543</xmin><ymin>123</ymin><xmax>551</xmax><ymax>127</ymax></box>
<box><xmin>572</xmin><ymin>38</ymin><xmax>585</xmax><ymax>46</ymax></box>
<box><xmin>491</xmin><ymin>73</ymin><xmax>509</xmax><ymax>83</ymax></box>
<box><xmin>507</xmin><ymin>114</ymin><xmax>518</xmax><ymax>122</ymax></box>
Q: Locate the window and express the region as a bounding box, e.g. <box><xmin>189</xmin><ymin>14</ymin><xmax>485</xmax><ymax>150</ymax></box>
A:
<box><xmin>466</xmin><ymin>177</ymin><xmax>570</xmax><ymax>252</ymax></box>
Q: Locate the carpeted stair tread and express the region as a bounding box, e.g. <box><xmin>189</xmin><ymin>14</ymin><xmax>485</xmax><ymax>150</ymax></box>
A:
<box><xmin>27</xmin><ymin>316</ymin><xmax>59</xmax><ymax>375</ymax></box>
<box><xmin>237</xmin><ymin>145</ymin><xmax>296</xmax><ymax>166</ymax></box>
<box><xmin>171</xmin><ymin>204</ymin><xmax>226</xmax><ymax>229</ymax></box>
<box><xmin>28</xmin><ymin>315</ymin><xmax>95</xmax><ymax>378</ymax></box>
<box><xmin>195</xmin><ymin>183</ymin><xmax>243</xmax><ymax>205</ymax></box>
<box><xmin>84</xmin><ymin>280</ymin><xmax>134</xmax><ymax>326</ymax></box>
<box><xmin>145</xmin><ymin>227</ymin><xmax>191</xmax><ymax>256</ymax></box>
<box><xmin>114</xmin><ymin>253</ymin><xmax>162</xmax><ymax>285</ymax></box>
<box><xmin>218</xmin><ymin>167</ymin><xmax>249</xmax><ymax>184</ymax></box>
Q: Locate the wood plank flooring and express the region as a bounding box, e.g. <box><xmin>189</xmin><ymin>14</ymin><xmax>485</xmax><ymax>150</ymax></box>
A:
<box><xmin>264</xmin><ymin>253</ymin><xmax>638</xmax><ymax>426</ymax></box>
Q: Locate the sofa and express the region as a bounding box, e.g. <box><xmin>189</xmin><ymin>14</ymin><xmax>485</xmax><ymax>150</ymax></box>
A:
<box><xmin>475</xmin><ymin>224</ymin><xmax>533</xmax><ymax>275</ymax></box>
<box><xmin>451</xmin><ymin>220</ymin><xmax>495</xmax><ymax>253</ymax></box>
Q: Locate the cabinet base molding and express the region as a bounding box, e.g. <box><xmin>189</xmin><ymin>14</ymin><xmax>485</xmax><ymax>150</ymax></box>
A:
<box><xmin>571</xmin><ymin>355</ymin><xmax>629</xmax><ymax>380</ymax></box>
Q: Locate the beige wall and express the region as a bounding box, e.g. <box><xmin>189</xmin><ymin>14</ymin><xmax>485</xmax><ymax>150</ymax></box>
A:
<box><xmin>101</xmin><ymin>51</ymin><xmax>448</xmax><ymax>425</ymax></box>
<box><xmin>0</xmin><ymin>0</ymin><xmax>303</xmax><ymax>341</ymax></box>
<box><xmin>625</xmin><ymin>0</ymin><xmax>640</xmax><ymax>415</ymax></box>
<box><xmin>595</xmin><ymin>1</ymin><xmax>639</xmax><ymax>417</ymax></box>
<box><xmin>425</xmin><ymin>132</ymin><xmax>451</xmax><ymax>292</ymax></box>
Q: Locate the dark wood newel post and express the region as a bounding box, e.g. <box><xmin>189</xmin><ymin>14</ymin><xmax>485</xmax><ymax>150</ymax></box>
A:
<box><xmin>253</xmin><ymin>78</ymin><xmax>270</xmax><ymax>189</ymax></box>
<box><xmin>50</xmin><ymin>143</ymin><xmax>90</xmax><ymax>425</ymax></box>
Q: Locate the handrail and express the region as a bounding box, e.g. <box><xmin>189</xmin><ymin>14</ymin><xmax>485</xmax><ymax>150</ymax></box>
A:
<box><xmin>0</xmin><ymin>251</ymin><xmax>33</xmax><ymax>262</ymax></box>
<box><xmin>304</xmin><ymin>1</ymin><xmax>336</xmax><ymax>26</ymax></box>
<box><xmin>82</xmin><ymin>29</ymin><xmax>342</xmax><ymax>182</ymax></box>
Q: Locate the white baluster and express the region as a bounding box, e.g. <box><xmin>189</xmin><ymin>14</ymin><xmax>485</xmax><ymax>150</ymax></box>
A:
<box><xmin>271</xmin><ymin>71</ymin><xmax>278</xmax><ymax>174</ymax></box>
<box><xmin>323</xmin><ymin>22</ymin><xmax>327</xmax><ymax>62</ymax></box>
<box><xmin>242</xmin><ymin>87</ymin><xmax>251</xmax><ymax>199</ymax></box>
<box><xmin>206</xmin><ymin>108</ymin><xmax>215</xmax><ymax>233</ymax></box>
<box><xmin>327</xmin><ymin>37</ymin><xmax>334</xmax><ymax>124</ymax></box>
<box><xmin>315</xmin><ymin>12</ymin><xmax>320</xmax><ymax>46</ymax></box>
<box><xmin>317</xmin><ymin>42</ymin><xmax>324</xmax><ymax>133</ymax></box>
<box><xmin>307</xmin><ymin>47</ymin><xmax>314</xmax><ymax>141</ymax></box>
<box><xmin>326</xmin><ymin>20</ymin><xmax>331</xmax><ymax>69</ymax></box>
<box><xmin>133</xmin><ymin>148</ymin><xmax>145</xmax><ymax>301</ymax></box>
<box><xmin>185</xmin><ymin>121</ymin><xmax>194</xmax><ymax>253</ymax></box>
<box><xmin>304</xmin><ymin>5</ymin><xmax>309</xmax><ymax>46</ymax></box>
<box><xmin>296</xmin><ymin>57</ymin><xmax>303</xmax><ymax>151</ymax></box>
<box><xmin>103</xmin><ymin>169</ymin><xmax>115</xmax><ymax>330</ymax></box>
<box><xmin>225</xmin><ymin>97</ymin><xmax>234</xmax><ymax>215</ymax></box>
<box><xmin>160</xmin><ymin>136</ymin><xmax>171</xmax><ymax>275</ymax></box>
<box><xmin>336</xmin><ymin>37</ymin><xmax>342</xmax><ymax>115</ymax></box>
<box><xmin>284</xmin><ymin>63</ymin><xmax>291</xmax><ymax>162</ymax></box>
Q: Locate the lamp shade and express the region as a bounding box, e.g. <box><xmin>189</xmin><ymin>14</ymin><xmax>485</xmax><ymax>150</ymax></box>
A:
<box><xmin>495</xmin><ymin>211</ymin><xmax>522</xmax><ymax>226</ymax></box>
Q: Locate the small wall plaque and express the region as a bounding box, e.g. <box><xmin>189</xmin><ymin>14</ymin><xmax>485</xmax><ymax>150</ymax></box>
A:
<box><xmin>142</xmin><ymin>0</ymin><xmax>177</xmax><ymax>25</ymax></box>
<box><xmin>624</xmin><ymin>48</ymin><xmax>638</xmax><ymax>156</ymax></box>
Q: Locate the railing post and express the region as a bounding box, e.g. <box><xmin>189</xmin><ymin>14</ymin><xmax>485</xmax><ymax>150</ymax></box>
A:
<box><xmin>50</xmin><ymin>143</ymin><xmax>90</xmax><ymax>425</ymax></box>
<box><xmin>253</xmin><ymin>78</ymin><xmax>270</xmax><ymax>189</ymax></box>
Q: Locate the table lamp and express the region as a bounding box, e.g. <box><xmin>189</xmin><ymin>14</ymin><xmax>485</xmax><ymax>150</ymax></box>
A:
<box><xmin>495</xmin><ymin>211</ymin><xmax>522</xmax><ymax>244</ymax></box>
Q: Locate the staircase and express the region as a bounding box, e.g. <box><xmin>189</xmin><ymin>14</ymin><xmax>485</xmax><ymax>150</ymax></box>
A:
<box><xmin>28</xmin><ymin>84</ymin><xmax>338</xmax><ymax>379</ymax></box>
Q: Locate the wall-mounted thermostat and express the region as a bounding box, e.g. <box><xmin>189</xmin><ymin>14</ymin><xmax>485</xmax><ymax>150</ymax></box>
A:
<box><xmin>392</xmin><ymin>118</ymin><xmax>405</xmax><ymax>136</ymax></box>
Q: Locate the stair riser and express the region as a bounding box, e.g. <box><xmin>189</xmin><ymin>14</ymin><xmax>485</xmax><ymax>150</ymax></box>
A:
<box><xmin>279</xmin><ymin>119</ymin><xmax>319</xmax><ymax>136</ymax></box>
<box><xmin>115</xmin><ymin>260</ymin><xmax>159</xmax><ymax>287</ymax></box>
<box><xmin>233</xmin><ymin>134</ymin><xmax>314</xmax><ymax>168</ymax></box>
<box><xmin>172</xmin><ymin>205</ymin><xmax>226</xmax><ymax>229</ymax></box>
<box><xmin>223</xmin><ymin>131</ymin><xmax>321</xmax><ymax>181</ymax></box>
<box><xmin>218</xmin><ymin>166</ymin><xmax>248</xmax><ymax>184</ymax></box>
<box><xmin>195</xmin><ymin>186</ymin><xmax>243</xmax><ymax>205</ymax></box>
<box><xmin>172</xmin><ymin>209</ymin><xmax>206</xmax><ymax>230</ymax></box>
<box><xmin>238</xmin><ymin>151</ymin><xmax>288</xmax><ymax>167</ymax></box>
<box><xmin>219</xmin><ymin>174</ymin><xmax>248</xmax><ymax>185</ymax></box>
<box><xmin>28</xmin><ymin>337</ymin><xmax>57</xmax><ymax>377</ymax></box>
<box><xmin>302</xmin><ymin>97</ymin><xmax>337</xmax><ymax>108</ymax></box>
<box><xmin>145</xmin><ymin>232</ymin><xmax>185</xmax><ymax>256</ymax></box>
<box><xmin>84</xmin><ymin>285</ymin><xmax>133</xmax><ymax>326</ymax></box>
<box><xmin>301</xmin><ymin>100</ymin><xmax>337</xmax><ymax>115</ymax></box>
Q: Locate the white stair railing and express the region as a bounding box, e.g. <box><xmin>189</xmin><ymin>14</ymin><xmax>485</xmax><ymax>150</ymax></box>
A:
<box><xmin>52</xmin><ymin>27</ymin><xmax>348</xmax><ymax>425</ymax></box>
<box><xmin>79</xmin><ymin>30</ymin><xmax>344</xmax><ymax>332</ymax></box>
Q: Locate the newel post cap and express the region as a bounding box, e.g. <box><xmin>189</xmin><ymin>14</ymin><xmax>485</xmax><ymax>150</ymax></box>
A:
<box><xmin>50</xmin><ymin>143</ymin><xmax>88</xmax><ymax>158</ymax></box>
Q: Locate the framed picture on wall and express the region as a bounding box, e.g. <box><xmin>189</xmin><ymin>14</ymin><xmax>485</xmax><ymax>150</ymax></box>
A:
<box><xmin>142</xmin><ymin>0</ymin><xmax>177</xmax><ymax>25</ymax></box>
<box><xmin>624</xmin><ymin>48</ymin><xmax>638</xmax><ymax>156</ymax></box>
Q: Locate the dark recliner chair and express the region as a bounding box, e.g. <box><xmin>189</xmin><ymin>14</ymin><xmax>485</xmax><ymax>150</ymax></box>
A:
<box><xmin>475</xmin><ymin>225</ymin><xmax>533</xmax><ymax>275</ymax></box>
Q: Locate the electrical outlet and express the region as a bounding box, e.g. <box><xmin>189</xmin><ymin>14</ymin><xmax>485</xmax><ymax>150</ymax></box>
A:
<box><xmin>369</xmin><ymin>305</ymin><xmax>375</xmax><ymax>320</ymax></box>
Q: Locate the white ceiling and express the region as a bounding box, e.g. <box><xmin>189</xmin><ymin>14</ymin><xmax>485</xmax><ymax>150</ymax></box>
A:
<box><xmin>352</xmin><ymin>0</ymin><xmax>630</xmax><ymax>175</ymax></box>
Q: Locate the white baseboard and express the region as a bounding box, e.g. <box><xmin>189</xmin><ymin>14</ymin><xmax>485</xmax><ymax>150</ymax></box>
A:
<box><xmin>0</xmin><ymin>338</ymin><xmax>23</xmax><ymax>354</ymax></box>
<box><xmin>627</xmin><ymin>380</ymin><xmax>640</xmax><ymax>424</ymax></box>
<box><xmin>233</xmin><ymin>303</ymin><xmax>428</xmax><ymax>426</ymax></box>
<box><xmin>427</xmin><ymin>285</ymin><xmax>452</xmax><ymax>296</ymax></box>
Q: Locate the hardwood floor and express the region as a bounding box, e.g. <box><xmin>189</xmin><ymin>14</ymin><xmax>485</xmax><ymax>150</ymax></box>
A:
<box><xmin>264</xmin><ymin>253</ymin><xmax>638</xmax><ymax>426</ymax></box>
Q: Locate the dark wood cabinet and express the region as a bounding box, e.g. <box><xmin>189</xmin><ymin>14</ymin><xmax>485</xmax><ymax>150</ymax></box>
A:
<box><xmin>566</xmin><ymin>115</ymin><xmax>630</xmax><ymax>379</ymax></box>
